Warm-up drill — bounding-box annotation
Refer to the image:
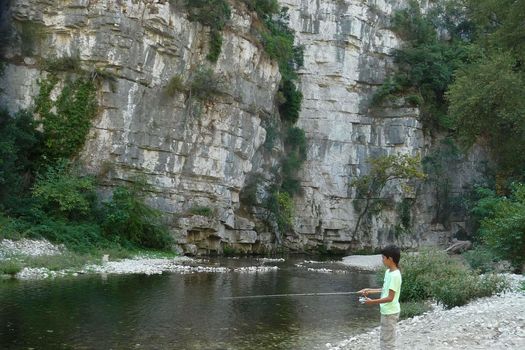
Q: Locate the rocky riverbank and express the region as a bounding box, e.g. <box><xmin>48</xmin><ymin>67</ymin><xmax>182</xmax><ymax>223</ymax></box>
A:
<box><xmin>327</xmin><ymin>274</ymin><xmax>525</xmax><ymax>350</ymax></box>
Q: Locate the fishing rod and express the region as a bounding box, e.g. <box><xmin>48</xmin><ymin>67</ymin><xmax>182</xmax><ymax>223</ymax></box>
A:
<box><xmin>222</xmin><ymin>291</ymin><xmax>362</xmax><ymax>300</ymax></box>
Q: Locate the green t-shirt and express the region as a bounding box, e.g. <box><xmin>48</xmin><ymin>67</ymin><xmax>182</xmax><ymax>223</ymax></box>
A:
<box><xmin>380</xmin><ymin>269</ymin><xmax>402</xmax><ymax>315</ymax></box>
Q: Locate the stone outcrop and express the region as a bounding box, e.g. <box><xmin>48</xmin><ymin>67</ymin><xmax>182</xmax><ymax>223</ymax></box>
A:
<box><xmin>0</xmin><ymin>0</ymin><xmax>487</xmax><ymax>255</ymax></box>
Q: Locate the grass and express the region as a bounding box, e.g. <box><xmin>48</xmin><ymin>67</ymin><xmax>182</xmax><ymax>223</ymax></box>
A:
<box><xmin>165</xmin><ymin>75</ymin><xmax>186</xmax><ymax>96</ymax></box>
<box><xmin>189</xmin><ymin>206</ymin><xmax>214</xmax><ymax>217</ymax></box>
<box><xmin>0</xmin><ymin>259</ymin><xmax>24</xmax><ymax>276</ymax></box>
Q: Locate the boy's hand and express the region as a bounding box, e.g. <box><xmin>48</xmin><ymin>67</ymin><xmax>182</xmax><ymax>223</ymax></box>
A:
<box><xmin>363</xmin><ymin>297</ymin><xmax>373</xmax><ymax>305</ymax></box>
<box><xmin>358</xmin><ymin>288</ymin><xmax>369</xmax><ymax>296</ymax></box>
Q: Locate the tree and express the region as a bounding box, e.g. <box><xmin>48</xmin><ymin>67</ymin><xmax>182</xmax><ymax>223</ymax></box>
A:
<box><xmin>351</xmin><ymin>154</ymin><xmax>426</xmax><ymax>237</ymax></box>
<box><xmin>447</xmin><ymin>52</ymin><xmax>525</xmax><ymax>176</ymax></box>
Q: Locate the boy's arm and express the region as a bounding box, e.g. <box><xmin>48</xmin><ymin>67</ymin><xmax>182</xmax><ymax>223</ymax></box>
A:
<box><xmin>358</xmin><ymin>288</ymin><xmax>382</xmax><ymax>295</ymax></box>
<box><xmin>364</xmin><ymin>289</ymin><xmax>395</xmax><ymax>305</ymax></box>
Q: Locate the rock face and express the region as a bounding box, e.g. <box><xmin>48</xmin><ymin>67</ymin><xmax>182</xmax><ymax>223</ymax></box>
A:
<box><xmin>0</xmin><ymin>0</ymin><xmax>486</xmax><ymax>254</ymax></box>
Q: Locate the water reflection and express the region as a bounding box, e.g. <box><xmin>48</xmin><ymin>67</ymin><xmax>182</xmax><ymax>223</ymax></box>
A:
<box><xmin>0</xmin><ymin>257</ymin><xmax>379</xmax><ymax>349</ymax></box>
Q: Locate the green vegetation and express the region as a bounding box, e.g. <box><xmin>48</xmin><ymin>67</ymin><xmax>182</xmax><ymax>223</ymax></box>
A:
<box><xmin>206</xmin><ymin>30</ymin><xmax>223</xmax><ymax>62</ymax></box>
<box><xmin>184</xmin><ymin>0</ymin><xmax>231</xmax><ymax>63</ymax></box>
<box><xmin>462</xmin><ymin>245</ymin><xmax>506</xmax><ymax>274</ymax></box>
<box><xmin>165</xmin><ymin>75</ymin><xmax>186</xmax><ymax>96</ymax></box>
<box><xmin>447</xmin><ymin>52</ymin><xmax>525</xmax><ymax>175</ymax></box>
<box><xmin>0</xmin><ymin>166</ymin><xmax>173</xmax><ymax>254</ymax></box>
<box><xmin>35</xmin><ymin>75</ymin><xmax>98</xmax><ymax>162</ymax></box>
<box><xmin>0</xmin><ymin>109</ymin><xmax>43</xmax><ymax>209</ymax></box>
<box><xmin>189</xmin><ymin>67</ymin><xmax>223</xmax><ymax>102</ymax></box>
<box><xmin>280</xmin><ymin>126</ymin><xmax>307</xmax><ymax>195</ymax></box>
<box><xmin>278</xmin><ymin>78</ymin><xmax>303</xmax><ymax>124</ymax></box>
<box><xmin>395</xmin><ymin>250</ymin><xmax>509</xmax><ymax>309</ymax></box>
<box><xmin>234</xmin><ymin>2</ymin><xmax>305</xmax><ymax>239</ymax></box>
<box><xmin>189</xmin><ymin>206</ymin><xmax>214</xmax><ymax>217</ymax></box>
<box><xmin>265</xmin><ymin>191</ymin><xmax>293</xmax><ymax>233</ymax></box>
<box><xmin>17</xmin><ymin>21</ymin><xmax>44</xmax><ymax>57</ymax></box>
<box><xmin>164</xmin><ymin>68</ymin><xmax>223</xmax><ymax>119</ymax></box>
<box><xmin>260</xmin><ymin>8</ymin><xmax>304</xmax><ymax>124</ymax></box>
<box><xmin>0</xmin><ymin>259</ymin><xmax>23</xmax><ymax>276</ymax></box>
<box><xmin>469</xmin><ymin>184</ymin><xmax>525</xmax><ymax>269</ymax></box>
<box><xmin>0</xmin><ymin>63</ymin><xmax>173</xmax><ymax>260</ymax></box>
<box><xmin>399</xmin><ymin>301</ymin><xmax>431</xmax><ymax>320</ymax></box>
<box><xmin>375</xmin><ymin>0</ymin><xmax>525</xmax><ymax>270</ymax></box>
<box><xmin>42</xmin><ymin>56</ymin><xmax>82</xmax><ymax>73</ymax></box>
<box><xmin>241</xmin><ymin>0</ymin><xmax>279</xmax><ymax>17</ymax></box>
<box><xmin>221</xmin><ymin>244</ymin><xmax>239</xmax><ymax>256</ymax></box>
<box><xmin>32</xmin><ymin>160</ymin><xmax>96</xmax><ymax>220</ymax></box>
<box><xmin>351</xmin><ymin>154</ymin><xmax>425</xmax><ymax>237</ymax></box>
<box><xmin>102</xmin><ymin>181</ymin><xmax>173</xmax><ymax>250</ymax></box>
<box><xmin>371</xmin><ymin>0</ymin><xmax>471</xmax><ymax>130</ymax></box>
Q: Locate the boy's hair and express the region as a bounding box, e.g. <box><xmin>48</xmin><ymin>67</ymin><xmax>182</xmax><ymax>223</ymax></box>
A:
<box><xmin>381</xmin><ymin>245</ymin><xmax>401</xmax><ymax>267</ymax></box>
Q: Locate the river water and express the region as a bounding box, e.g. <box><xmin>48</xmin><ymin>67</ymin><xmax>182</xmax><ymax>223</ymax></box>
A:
<box><xmin>0</xmin><ymin>256</ymin><xmax>379</xmax><ymax>350</ymax></box>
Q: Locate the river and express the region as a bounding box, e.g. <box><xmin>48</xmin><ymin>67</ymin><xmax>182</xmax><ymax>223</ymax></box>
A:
<box><xmin>0</xmin><ymin>256</ymin><xmax>379</xmax><ymax>350</ymax></box>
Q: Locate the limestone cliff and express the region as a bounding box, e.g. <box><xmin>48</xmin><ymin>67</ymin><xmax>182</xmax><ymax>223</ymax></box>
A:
<box><xmin>0</xmin><ymin>0</ymin><xmax>485</xmax><ymax>255</ymax></box>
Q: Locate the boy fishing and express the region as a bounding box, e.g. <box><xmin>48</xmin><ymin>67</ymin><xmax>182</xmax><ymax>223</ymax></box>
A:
<box><xmin>359</xmin><ymin>245</ymin><xmax>402</xmax><ymax>350</ymax></box>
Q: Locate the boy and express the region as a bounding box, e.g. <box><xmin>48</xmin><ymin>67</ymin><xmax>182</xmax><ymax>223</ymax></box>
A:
<box><xmin>358</xmin><ymin>245</ymin><xmax>402</xmax><ymax>350</ymax></box>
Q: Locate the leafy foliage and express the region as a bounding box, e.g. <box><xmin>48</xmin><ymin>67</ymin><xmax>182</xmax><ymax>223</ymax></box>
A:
<box><xmin>278</xmin><ymin>79</ymin><xmax>303</xmax><ymax>124</ymax></box>
<box><xmin>280</xmin><ymin>126</ymin><xmax>307</xmax><ymax>195</ymax></box>
<box><xmin>397</xmin><ymin>249</ymin><xmax>509</xmax><ymax>309</ymax></box>
<box><xmin>206</xmin><ymin>29</ymin><xmax>223</xmax><ymax>62</ymax></box>
<box><xmin>189</xmin><ymin>206</ymin><xmax>214</xmax><ymax>217</ymax></box>
<box><xmin>189</xmin><ymin>67</ymin><xmax>223</xmax><ymax>102</ymax></box>
<box><xmin>241</xmin><ymin>0</ymin><xmax>279</xmax><ymax>17</ymax></box>
<box><xmin>265</xmin><ymin>190</ymin><xmax>294</xmax><ymax>233</ymax></box>
<box><xmin>466</xmin><ymin>0</ymin><xmax>525</xmax><ymax>59</ymax></box>
<box><xmin>184</xmin><ymin>0</ymin><xmax>231</xmax><ymax>63</ymax></box>
<box><xmin>373</xmin><ymin>0</ymin><xmax>471</xmax><ymax>130</ymax></box>
<box><xmin>0</xmin><ymin>109</ymin><xmax>43</xmax><ymax>209</ymax></box>
<box><xmin>351</xmin><ymin>154</ymin><xmax>425</xmax><ymax>236</ymax></box>
<box><xmin>399</xmin><ymin>301</ymin><xmax>430</xmax><ymax>320</ymax></box>
<box><xmin>447</xmin><ymin>52</ymin><xmax>525</xmax><ymax>174</ymax></box>
<box><xmin>185</xmin><ymin>0</ymin><xmax>231</xmax><ymax>29</ymax></box>
<box><xmin>42</xmin><ymin>56</ymin><xmax>82</xmax><ymax>73</ymax></box>
<box><xmin>165</xmin><ymin>75</ymin><xmax>186</xmax><ymax>96</ymax></box>
<box><xmin>28</xmin><ymin>220</ymin><xmax>108</xmax><ymax>254</ymax></box>
<box><xmin>255</xmin><ymin>7</ymin><xmax>304</xmax><ymax>125</ymax></box>
<box><xmin>475</xmin><ymin>183</ymin><xmax>525</xmax><ymax>269</ymax></box>
<box><xmin>35</xmin><ymin>76</ymin><xmax>98</xmax><ymax>162</ymax></box>
<box><xmin>102</xmin><ymin>181</ymin><xmax>173</xmax><ymax>250</ymax></box>
<box><xmin>32</xmin><ymin>160</ymin><xmax>96</xmax><ymax>221</ymax></box>
<box><xmin>462</xmin><ymin>245</ymin><xmax>508</xmax><ymax>273</ymax></box>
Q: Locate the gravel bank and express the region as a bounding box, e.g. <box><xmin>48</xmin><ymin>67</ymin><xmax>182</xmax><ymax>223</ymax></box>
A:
<box><xmin>340</xmin><ymin>254</ymin><xmax>383</xmax><ymax>271</ymax></box>
<box><xmin>327</xmin><ymin>275</ymin><xmax>525</xmax><ymax>350</ymax></box>
<box><xmin>0</xmin><ymin>239</ymin><xmax>279</xmax><ymax>279</ymax></box>
<box><xmin>0</xmin><ymin>239</ymin><xmax>64</xmax><ymax>258</ymax></box>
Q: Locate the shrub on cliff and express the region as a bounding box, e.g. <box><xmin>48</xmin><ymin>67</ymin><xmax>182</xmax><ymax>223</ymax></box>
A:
<box><xmin>242</xmin><ymin>0</ymin><xmax>279</xmax><ymax>17</ymax></box>
<box><xmin>184</xmin><ymin>0</ymin><xmax>231</xmax><ymax>63</ymax></box>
